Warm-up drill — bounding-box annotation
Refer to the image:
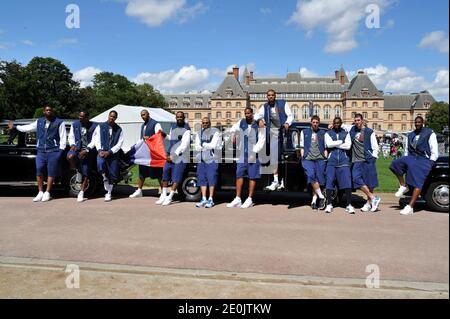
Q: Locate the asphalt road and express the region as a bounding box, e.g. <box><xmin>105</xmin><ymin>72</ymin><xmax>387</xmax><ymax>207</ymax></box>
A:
<box><xmin>0</xmin><ymin>185</ymin><xmax>448</xmax><ymax>287</ymax></box>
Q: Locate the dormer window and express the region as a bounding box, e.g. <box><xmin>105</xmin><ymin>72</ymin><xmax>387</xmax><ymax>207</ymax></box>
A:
<box><xmin>225</xmin><ymin>88</ymin><xmax>233</xmax><ymax>98</ymax></box>
<box><xmin>424</xmin><ymin>101</ymin><xmax>431</xmax><ymax>108</ymax></box>
<box><xmin>361</xmin><ymin>88</ymin><xmax>369</xmax><ymax>97</ymax></box>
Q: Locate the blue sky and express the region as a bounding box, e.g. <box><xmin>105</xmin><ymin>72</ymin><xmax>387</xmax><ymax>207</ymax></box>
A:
<box><xmin>0</xmin><ymin>0</ymin><xmax>448</xmax><ymax>101</ymax></box>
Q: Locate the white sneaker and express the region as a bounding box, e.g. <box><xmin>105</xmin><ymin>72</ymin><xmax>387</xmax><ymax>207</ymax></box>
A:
<box><xmin>227</xmin><ymin>197</ymin><xmax>242</xmax><ymax>208</ymax></box>
<box><xmin>325</xmin><ymin>204</ymin><xmax>333</xmax><ymax>213</ymax></box>
<box><xmin>395</xmin><ymin>185</ymin><xmax>409</xmax><ymax>198</ymax></box>
<box><xmin>155</xmin><ymin>193</ymin><xmax>166</xmax><ymax>205</ymax></box>
<box><xmin>105</xmin><ymin>193</ymin><xmax>112</xmax><ymax>202</ymax></box>
<box><xmin>41</xmin><ymin>192</ymin><xmax>51</xmax><ymax>202</ymax></box>
<box><xmin>129</xmin><ymin>189</ymin><xmax>143</xmax><ymax>198</ymax></box>
<box><xmin>265</xmin><ymin>181</ymin><xmax>280</xmax><ymax>191</ymax></box>
<box><xmin>33</xmin><ymin>191</ymin><xmax>44</xmax><ymax>202</ymax></box>
<box><xmin>162</xmin><ymin>196</ymin><xmax>173</xmax><ymax>206</ymax></box>
<box><xmin>345</xmin><ymin>205</ymin><xmax>355</xmax><ymax>214</ymax></box>
<box><xmin>240</xmin><ymin>197</ymin><xmax>254</xmax><ymax>209</ymax></box>
<box><xmin>370</xmin><ymin>196</ymin><xmax>381</xmax><ymax>212</ymax></box>
<box><xmin>77</xmin><ymin>191</ymin><xmax>87</xmax><ymax>203</ymax></box>
<box><xmin>400</xmin><ymin>205</ymin><xmax>414</xmax><ymax>215</ymax></box>
<box><xmin>277</xmin><ymin>180</ymin><xmax>285</xmax><ymax>191</ymax></box>
<box><xmin>361</xmin><ymin>202</ymin><xmax>372</xmax><ymax>212</ymax></box>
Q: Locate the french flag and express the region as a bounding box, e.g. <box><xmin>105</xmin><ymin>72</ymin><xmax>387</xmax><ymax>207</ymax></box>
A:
<box><xmin>127</xmin><ymin>131</ymin><xmax>167</xmax><ymax>168</ymax></box>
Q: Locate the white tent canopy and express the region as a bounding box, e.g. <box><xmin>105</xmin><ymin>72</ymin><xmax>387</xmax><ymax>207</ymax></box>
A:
<box><xmin>91</xmin><ymin>105</ymin><xmax>175</xmax><ymax>152</ymax></box>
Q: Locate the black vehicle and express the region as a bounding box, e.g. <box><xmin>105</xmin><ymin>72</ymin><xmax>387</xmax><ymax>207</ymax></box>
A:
<box><xmin>177</xmin><ymin>122</ymin><xmax>331</xmax><ymax>202</ymax></box>
<box><xmin>0</xmin><ymin>119</ymin><xmax>133</xmax><ymax>197</ymax></box>
<box><xmin>178</xmin><ymin>122</ymin><xmax>449</xmax><ymax>212</ymax></box>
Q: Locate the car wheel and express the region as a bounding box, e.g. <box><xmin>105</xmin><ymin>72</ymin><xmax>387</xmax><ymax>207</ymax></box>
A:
<box><xmin>424</xmin><ymin>181</ymin><xmax>449</xmax><ymax>212</ymax></box>
<box><xmin>67</xmin><ymin>172</ymin><xmax>97</xmax><ymax>198</ymax></box>
<box><xmin>178</xmin><ymin>171</ymin><xmax>201</xmax><ymax>202</ymax></box>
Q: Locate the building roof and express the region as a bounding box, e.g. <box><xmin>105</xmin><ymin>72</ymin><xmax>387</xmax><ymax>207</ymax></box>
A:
<box><xmin>384</xmin><ymin>91</ymin><xmax>437</xmax><ymax>110</ymax></box>
<box><xmin>347</xmin><ymin>72</ymin><xmax>383</xmax><ymax>98</ymax></box>
<box><xmin>244</xmin><ymin>82</ymin><xmax>346</xmax><ymax>94</ymax></box>
<box><xmin>211</xmin><ymin>74</ymin><xmax>247</xmax><ymax>99</ymax></box>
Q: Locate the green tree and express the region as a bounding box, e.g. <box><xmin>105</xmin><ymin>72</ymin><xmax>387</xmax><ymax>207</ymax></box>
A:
<box><xmin>426</xmin><ymin>101</ymin><xmax>449</xmax><ymax>133</ymax></box>
<box><xmin>135</xmin><ymin>83</ymin><xmax>168</xmax><ymax>109</ymax></box>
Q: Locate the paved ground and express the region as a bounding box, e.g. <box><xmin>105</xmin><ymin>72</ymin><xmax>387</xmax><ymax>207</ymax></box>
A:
<box><xmin>0</xmin><ymin>186</ymin><xmax>448</xmax><ymax>298</ymax></box>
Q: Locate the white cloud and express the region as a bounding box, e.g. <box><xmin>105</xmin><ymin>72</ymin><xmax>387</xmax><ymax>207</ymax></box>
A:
<box><xmin>21</xmin><ymin>40</ymin><xmax>35</xmax><ymax>46</ymax></box>
<box><xmin>351</xmin><ymin>64</ymin><xmax>449</xmax><ymax>101</ymax></box>
<box><xmin>260</xmin><ymin>8</ymin><xmax>272</xmax><ymax>15</ymax></box>
<box><xmin>419</xmin><ymin>31</ymin><xmax>449</xmax><ymax>54</ymax></box>
<box><xmin>134</xmin><ymin>65</ymin><xmax>210</xmax><ymax>93</ymax></box>
<box><xmin>73</xmin><ymin>66</ymin><xmax>102</xmax><ymax>88</ymax></box>
<box><xmin>124</xmin><ymin>0</ymin><xmax>207</xmax><ymax>27</ymax></box>
<box><xmin>53</xmin><ymin>38</ymin><xmax>79</xmax><ymax>48</ymax></box>
<box><xmin>288</xmin><ymin>0</ymin><xmax>390</xmax><ymax>53</ymax></box>
<box><xmin>299</xmin><ymin>67</ymin><xmax>318</xmax><ymax>77</ymax></box>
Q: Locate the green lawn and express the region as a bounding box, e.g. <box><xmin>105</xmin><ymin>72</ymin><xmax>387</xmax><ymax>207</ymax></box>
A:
<box><xmin>124</xmin><ymin>165</ymin><xmax>161</xmax><ymax>188</ymax></box>
<box><xmin>375</xmin><ymin>157</ymin><xmax>399</xmax><ymax>192</ymax></box>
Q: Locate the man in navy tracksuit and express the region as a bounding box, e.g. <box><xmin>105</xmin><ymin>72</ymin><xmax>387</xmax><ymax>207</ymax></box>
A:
<box><xmin>194</xmin><ymin>117</ymin><xmax>221</xmax><ymax>209</ymax></box>
<box><xmin>299</xmin><ymin>115</ymin><xmax>327</xmax><ymax>210</ymax></box>
<box><xmin>129</xmin><ymin>109</ymin><xmax>163</xmax><ymax>199</ymax></box>
<box><xmin>324</xmin><ymin>117</ymin><xmax>354</xmax><ymax>214</ymax></box>
<box><xmin>156</xmin><ymin>111</ymin><xmax>191</xmax><ymax>207</ymax></box>
<box><xmin>8</xmin><ymin>105</ymin><xmax>67</xmax><ymax>202</ymax></box>
<box><xmin>343</xmin><ymin>114</ymin><xmax>382</xmax><ymax>213</ymax></box>
<box><xmin>67</xmin><ymin>110</ymin><xmax>98</xmax><ymax>202</ymax></box>
<box><xmin>87</xmin><ymin>110</ymin><xmax>124</xmax><ymax>202</ymax></box>
<box><xmin>390</xmin><ymin>116</ymin><xmax>439</xmax><ymax>215</ymax></box>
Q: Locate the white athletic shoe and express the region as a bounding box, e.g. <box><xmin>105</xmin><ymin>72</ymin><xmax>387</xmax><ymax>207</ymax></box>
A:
<box><xmin>129</xmin><ymin>189</ymin><xmax>143</xmax><ymax>198</ymax></box>
<box><xmin>33</xmin><ymin>192</ymin><xmax>44</xmax><ymax>202</ymax></box>
<box><xmin>265</xmin><ymin>181</ymin><xmax>280</xmax><ymax>191</ymax></box>
<box><xmin>104</xmin><ymin>193</ymin><xmax>112</xmax><ymax>202</ymax></box>
<box><xmin>240</xmin><ymin>197</ymin><xmax>254</xmax><ymax>209</ymax></box>
<box><xmin>277</xmin><ymin>180</ymin><xmax>285</xmax><ymax>191</ymax></box>
<box><xmin>325</xmin><ymin>204</ymin><xmax>333</xmax><ymax>214</ymax></box>
<box><xmin>400</xmin><ymin>205</ymin><xmax>414</xmax><ymax>215</ymax></box>
<box><xmin>226</xmin><ymin>197</ymin><xmax>242</xmax><ymax>208</ymax></box>
<box><xmin>345</xmin><ymin>205</ymin><xmax>356</xmax><ymax>214</ymax></box>
<box><xmin>41</xmin><ymin>192</ymin><xmax>51</xmax><ymax>202</ymax></box>
<box><xmin>77</xmin><ymin>191</ymin><xmax>87</xmax><ymax>203</ymax></box>
<box><xmin>395</xmin><ymin>185</ymin><xmax>409</xmax><ymax>198</ymax></box>
<box><xmin>361</xmin><ymin>202</ymin><xmax>372</xmax><ymax>212</ymax></box>
<box><xmin>161</xmin><ymin>196</ymin><xmax>173</xmax><ymax>206</ymax></box>
<box><xmin>370</xmin><ymin>196</ymin><xmax>381</xmax><ymax>212</ymax></box>
<box><xmin>155</xmin><ymin>194</ymin><xmax>166</xmax><ymax>205</ymax></box>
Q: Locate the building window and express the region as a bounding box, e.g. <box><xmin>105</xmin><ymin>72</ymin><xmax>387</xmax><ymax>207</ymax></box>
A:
<box><xmin>313</xmin><ymin>105</ymin><xmax>320</xmax><ymax>116</ymax></box>
<box><xmin>216</xmin><ymin>112</ymin><xmax>222</xmax><ymax>119</ymax></box>
<box><xmin>388</xmin><ymin>114</ymin><xmax>393</xmax><ymax>120</ymax></box>
<box><xmin>424</xmin><ymin>101</ymin><xmax>431</xmax><ymax>108</ymax></box>
<box><xmin>402</xmin><ymin>124</ymin><xmax>407</xmax><ymax>131</ymax></box>
<box><xmin>335</xmin><ymin>105</ymin><xmax>342</xmax><ymax>118</ymax></box>
<box><xmin>226</xmin><ymin>102</ymin><xmax>232</xmax><ymax>108</ymax></box>
<box><xmin>195</xmin><ymin>113</ymin><xmax>202</xmax><ymax>120</ymax></box>
<box><xmin>362</xmin><ymin>89</ymin><xmax>369</xmax><ymax>97</ymax></box>
<box><xmin>236</xmin><ymin>102</ymin><xmax>241</xmax><ymax>108</ymax></box>
<box><xmin>352</xmin><ymin>102</ymin><xmax>357</xmax><ymax>108</ymax></box>
<box><xmin>302</xmin><ymin>105</ymin><xmax>309</xmax><ymax>119</ymax></box>
<box><xmin>195</xmin><ymin>101</ymin><xmax>203</xmax><ymax>108</ymax></box>
<box><xmin>372</xmin><ymin>123</ymin><xmax>378</xmax><ymax>130</ymax></box>
<box><xmin>324</xmin><ymin>105</ymin><xmax>331</xmax><ymax>120</ymax></box>
<box><xmin>183</xmin><ymin>102</ymin><xmax>190</xmax><ymax>108</ymax></box>
<box><xmin>362</xmin><ymin>102</ymin><xmax>368</xmax><ymax>108</ymax></box>
<box><xmin>373</xmin><ymin>112</ymin><xmax>378</xmax><ymax>119</ymax></box>
<box><xmin>402</xmin><ymin>114</ymin><xmax>407</xmax><ymax>121</ymax></box>
<box><xmin>185</xmin><ymin>113</ymin><xmax>189</xmax><ymax>119</ymax></box>
<box><xmin>363</xmin><ymin>112</ymin><xmax>368</xmax><ymax>119</ymax></box>
<box><xmin>236</xmin><ymin>112</ymin><xmax>241</xmax><ymax>118</ymax></box>
<box><xmin>388</xmin><ymin>124</ymin><xmax>393</xmax><ymax>130</ymax></box>
<box><xmin>291</xmin><ymin>105</ymin><xmax>299</xmax><ymax>120</ymax></box>
<box><xmin>216</xmin><ymin>102</ymin><xmax>222</xmax><ymax>108</ymax></box>
<box><xmin>226</xmin><ymin>89</ymin><xmax>233</xmax><ymax>98</ymax></box>
<box><xmin>373</xmin><ymin>102</ymin><xmax>379</xmax><ymax>108</ymax></box>
<box><xmin>226</xmin><ymin>112</ymin><xmax>232</xmax><ymax>119</ymax></box>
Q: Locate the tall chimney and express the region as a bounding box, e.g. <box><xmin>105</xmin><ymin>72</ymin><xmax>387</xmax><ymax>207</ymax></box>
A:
<box><xmin>335</xmin><ymin>70</ymin><xmax>339</xmax><ymax>79</ymax></box>
<box><xmin>340</xmin><ymin>75</ymin><xmax>345</xmax><ymax>85</ymax></box>
<box><xmin>250</xmin><ymin>71</ymin><xmax>254</xmax><ymax>81</ymax></box>
<box><xmin>245</xmin><ymin>75</ymin><xmax>250</xmax><ymax>85</ymax></box>
<box><xmin>232</xmin><ymin>67</ymin><xmax>239</xmax><ymax>81</ymax></box>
